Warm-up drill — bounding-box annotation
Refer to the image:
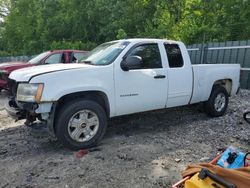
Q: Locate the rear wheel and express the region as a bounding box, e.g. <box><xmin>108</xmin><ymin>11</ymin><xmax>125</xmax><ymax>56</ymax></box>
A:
<box><xmin>55</xmin><ymin>99</ymin><xmax>107</xmax><ymax>150</ymax></box>
<box><xmin>204</xmin><ymin>85</ymin><xmax>229</xmax><ymax>117</ymax></box>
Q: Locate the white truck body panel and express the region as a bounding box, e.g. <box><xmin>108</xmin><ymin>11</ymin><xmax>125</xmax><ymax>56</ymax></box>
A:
<box><xmin>9</xmin><ymin>38</ymin><xmax>240</xmax><ymax>118</ymax></box>
<box><xmin>29</xmin><ymin>64</ymin><xmax>116</xmax><ymax>117</ymax></box>
<box><xmin>165</xmin><ymin>42</ymin><xmax>193</xmax><ymax>108</ymax></box>
<box><xmin>190</xmin><ymin>64</ymin><xmax>241</xmax><ymax>104</ymax></box>
<box><xmin>113</xmin><ymin>42</ymin><xmax>169</xmax><ymax>115</ymax></box>
<box><xmin>9</xmin><ymin>63</ymin><xmax>92</xmax><ymax>82</ymax></box>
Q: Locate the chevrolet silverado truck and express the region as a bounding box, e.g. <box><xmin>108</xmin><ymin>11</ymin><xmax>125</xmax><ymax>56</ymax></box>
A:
<box><xmin>0</xmin><ymin>50</ymin><xmax>88</xmax><ymax>91</ymax></box>
<box><xmin>6</xmin><ymin>39</ymin><xmax>240</xmax><ymax>150</ymax></box>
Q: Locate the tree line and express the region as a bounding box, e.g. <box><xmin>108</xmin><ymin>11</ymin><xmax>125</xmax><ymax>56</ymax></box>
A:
<box><xmin>0</xmin><ymin>0</ymin><xmax>250</xmax><ymax>56</ymax></box>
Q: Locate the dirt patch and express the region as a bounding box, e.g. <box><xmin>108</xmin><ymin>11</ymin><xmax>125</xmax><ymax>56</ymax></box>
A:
<box><xmin>0</xmin><ymin>90</ymin><xmax>250</xmax><ymax>188</ymax></box>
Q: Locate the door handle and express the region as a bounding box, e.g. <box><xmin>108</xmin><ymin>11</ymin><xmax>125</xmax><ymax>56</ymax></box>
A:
<box><xmin>154</xmin><ymin>74</ymin><xmax>166</xmax><ymax>79</ymax></box>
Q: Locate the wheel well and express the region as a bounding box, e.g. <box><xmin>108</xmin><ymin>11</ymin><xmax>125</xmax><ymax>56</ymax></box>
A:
<box><xmin>213</xmin><ymin>79</ymin><xmax>232</xmax><ymax>96</ymax></box>
<box><xmin>55</xmin><ymin>91</ymin><xmax>110</xmax><ymax>118</ymax></box>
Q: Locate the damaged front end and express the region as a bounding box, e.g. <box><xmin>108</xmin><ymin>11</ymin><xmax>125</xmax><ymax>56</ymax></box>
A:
<box><xmin>4</xmin><ymin>79</ymin><xmax>26</xmax><ymax>120</ymax></box>
<box><xmin>4</xmin><ymin>79</ymin><xmax>56</xmax><ymax>136</ymax></box>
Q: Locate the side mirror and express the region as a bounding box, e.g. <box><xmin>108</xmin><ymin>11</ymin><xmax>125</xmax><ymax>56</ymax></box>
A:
<box><xmin>121</xmin><ymin>56</ymin><xmax>143</xmax><ymax>71</ymax></box>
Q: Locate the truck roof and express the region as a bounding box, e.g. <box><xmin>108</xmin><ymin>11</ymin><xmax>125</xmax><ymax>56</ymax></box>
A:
<box><xmin>49</xmin><ymin>49</ymin><xmax>88</xmax><ymax>53</ymax></box>
<box><xmin>115</xmin><ymin>38</ymin><xmax>182</xmax><ymax>45</ymax></box>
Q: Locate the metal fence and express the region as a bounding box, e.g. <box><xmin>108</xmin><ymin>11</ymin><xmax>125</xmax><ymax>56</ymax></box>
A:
<box><xmin>187</xmin><ymin>40</ymin><xmax>250</xmax><ymax>89</ymax></box>
<box><xmin>0</xmin><ymin>40</ymin><xmax>250</xmax><ymax>89</ymax></box>
<box><xmin>0</xmin><ymin>55</ymin><xmax>33</xmax><ymax>63</ymax></box>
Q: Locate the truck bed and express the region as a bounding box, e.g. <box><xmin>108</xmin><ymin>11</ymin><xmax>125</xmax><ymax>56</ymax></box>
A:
<box><xmin>190</xmin><ymin>64</ymin><xmax>240</xmax><ymax>104</ymax></box>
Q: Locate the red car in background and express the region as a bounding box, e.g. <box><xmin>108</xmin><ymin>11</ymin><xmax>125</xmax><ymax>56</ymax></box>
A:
<box><xmin>0</xmin><ymin>50</ymin><xmax>88</xmax><ymax>91</ymax></box>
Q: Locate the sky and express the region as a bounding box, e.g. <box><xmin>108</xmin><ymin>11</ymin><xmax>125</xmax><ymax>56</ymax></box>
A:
<box><xmin>0</xmin><ymin>3</ymin><xmax>9</xmax><ymax>21</ymax></box>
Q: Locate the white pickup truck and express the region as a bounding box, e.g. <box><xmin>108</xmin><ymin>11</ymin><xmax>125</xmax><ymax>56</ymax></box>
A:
<box><xmin>6</xmin><ymin>39</ymin><xmax>240</xmax><ymax>149</ymax></box>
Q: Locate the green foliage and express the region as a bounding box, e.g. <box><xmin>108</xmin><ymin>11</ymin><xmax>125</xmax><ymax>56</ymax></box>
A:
<box><xmin>50</xmin><ymin>41</ymin><xmax>96</xmax><ymax>51</ymax></box>
<box><xmin>0</xmin><ymin>0</ymin><xmax>250</xmax><ymax>56</ymax></box>
<box><xmin>174</xmin><ymin>0</ymin><xmax>250</xmax><ymax>44</ymax></box>
<box><xmin>116</xmin><ymin>29</ymin><xmax>127</xmax><ymax>39</ymax></box>
<box><xmin>0</xmin><ymin>50</ymin><xmax>10</xmax><ymax>56</ymax></box>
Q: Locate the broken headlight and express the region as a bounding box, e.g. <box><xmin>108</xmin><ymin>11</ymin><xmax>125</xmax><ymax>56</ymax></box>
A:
<box><xmin>16</xmin><ymin>83</ymin><xmax>44</xmax><ymax>102</ymax></box>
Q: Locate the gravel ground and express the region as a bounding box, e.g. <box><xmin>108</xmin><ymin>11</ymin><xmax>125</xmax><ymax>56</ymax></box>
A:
<box><xmin>0</xmin><ymin>90</ymin><xmax>250</xmax><ymax>188</ymax></box>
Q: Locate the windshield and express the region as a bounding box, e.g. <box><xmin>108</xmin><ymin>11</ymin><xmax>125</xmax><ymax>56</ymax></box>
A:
<box><xmin>79</xmin><ymin>41</ymin><xmax>130</xmax><ymax>65</ymax></box>
<box><xmin>28</xmin><ymin>51</ymin><xmax>50</xmax><ymax>64</ymax></box>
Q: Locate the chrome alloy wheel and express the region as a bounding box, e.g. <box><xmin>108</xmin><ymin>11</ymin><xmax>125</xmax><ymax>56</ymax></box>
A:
<box><xmin>67</xmin><ymin>110</ymin><xmax>99</xmax><ymax>142</ymax></box>
<box><xmin>214</xmin><ymin>93</ymin><xmax>226</xmax><ymax>112</ymax></box>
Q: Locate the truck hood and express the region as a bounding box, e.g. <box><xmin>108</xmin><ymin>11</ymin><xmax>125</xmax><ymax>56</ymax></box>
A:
<box><xmin>9</xmin><ymin>63</ymin><xmax>93</xmax><ymax>82</ymax></box>
<box><xmin>0</xmin><ymin>61</ymin><xmax>32</xmax><ymax>73</ymax></box>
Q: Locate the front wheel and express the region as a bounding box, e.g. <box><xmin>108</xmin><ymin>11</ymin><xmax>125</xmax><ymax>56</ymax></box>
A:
<box><xmin>55</xmin><ymin>99</ymin><xmax>107</xmax><ymax>150</ymax></box>
<box><xmin>204</xmin><ymin>85</ymin><xmax>229</xmax><ymax>117</ymax></box>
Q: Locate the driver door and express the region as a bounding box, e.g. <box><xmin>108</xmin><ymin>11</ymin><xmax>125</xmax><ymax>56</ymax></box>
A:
<box><xmin>114</xmin><ymin>43</ymin><xmax>168</xmax><ymax>116</ymax></box>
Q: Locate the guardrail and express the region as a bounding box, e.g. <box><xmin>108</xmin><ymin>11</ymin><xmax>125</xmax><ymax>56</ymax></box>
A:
<box><xmin>0</xmin><ymin>55</ymin><xmax>33</xmax><ymax>63</ymax></box>
<box><xmin>241</xmin><ymin>68</ymin><xmax>250</xmax><ymax>71</ymax></box>
<box><xmin>207</xmin><ymin>45</ymin><xmax>250</xmax><ymax>50</ymax></box>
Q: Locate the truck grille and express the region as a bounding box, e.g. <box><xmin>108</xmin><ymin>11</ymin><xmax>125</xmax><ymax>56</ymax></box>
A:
<box><xmin>8</xmin><ymin>79</ymin><xmax>18</xmax><ymax>97</ymax></box>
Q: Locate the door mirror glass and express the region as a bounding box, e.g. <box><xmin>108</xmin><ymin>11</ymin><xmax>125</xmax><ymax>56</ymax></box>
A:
<box><xmin>121</xmin><ymin>56</ymin><xmax>142</xmax><ymax>71</ymax></box>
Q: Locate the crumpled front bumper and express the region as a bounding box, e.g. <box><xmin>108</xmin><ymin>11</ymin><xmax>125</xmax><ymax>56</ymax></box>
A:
<box><xmin>4</xmin><ymin>98</ymin><xmax>26</xmax><ymax>120</ymax></box>
<box><xmin>4</xmin><ymin>78</ymin><xmax>55</xmax><ymax>135</ymax></box>
<box><xmin>5</xmin><ymin>94</ymin><xmax>55</xmax><ymax>136</ymax></box>
<box><xmin>5</xmin><ymin>97</ymin><xmax>53</xmax><ymax>120</ymax></box>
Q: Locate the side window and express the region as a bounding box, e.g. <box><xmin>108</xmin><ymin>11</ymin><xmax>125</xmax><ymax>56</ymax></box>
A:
<box><xmin>71</xmin><ymin>52</ymin><xmax>87</xmax><ymax>63</ymax></box>
<box><xmin>44</xmin><ymin>53</ymin><xmax>62</xmax><ymax>64</ymax></box>
<box><xmin>127</xmin><ymin>44</ymin><xmax>162</xmax><ymax>69</ymax></box>
<box><xmin>164</xmin><ymin>44</ymin><xmax>183</xmax><ymax>68</ymax></box>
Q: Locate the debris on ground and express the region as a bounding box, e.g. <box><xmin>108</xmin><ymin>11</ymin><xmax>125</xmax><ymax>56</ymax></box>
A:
<box><xmin>75</xmin><ymin>149</ymin><xmax>89</xmax><ymax>159</ymax></box>
<box><xmin>0</xmin><ymin>90</ymin><xmax>249</xmax><ymax>187</ymax></box>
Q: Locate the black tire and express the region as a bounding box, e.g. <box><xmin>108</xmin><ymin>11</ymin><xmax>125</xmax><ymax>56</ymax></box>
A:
<box><xmin>243</xmin><ymin>111</ymin><xmax>250</xmax><ymax>124</ymax></box>
<box><xmin>55</xmin><ymin>99</ymin><xmax>107</xmax><ymax>150</ymax></box>
<box><xmin>204</xmin><ymin>85</ymin><xmax>229</xmax><ymax>117</ymax></box>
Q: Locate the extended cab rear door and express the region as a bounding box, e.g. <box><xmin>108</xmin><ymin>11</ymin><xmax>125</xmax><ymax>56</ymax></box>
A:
<box><xmin>164</xmin><ymin>43</ymin><xmax>193</xmax><ymax>107</ymax></box>
<box><xmin>114</xmin><ymin>42</ymin><xmax>168</xmax><ymax>116</ymax></box>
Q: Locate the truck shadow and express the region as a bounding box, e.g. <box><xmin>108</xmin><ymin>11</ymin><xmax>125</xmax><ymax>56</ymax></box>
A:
<box><xmin>105</xmin><ymin>104</ymin><xmax>209</xmax><ymax>138</ymax></box>
<box><xmin>0</xmin><ymin>104</ymin><xmax>210</xmax><ymax>155</ymax></box>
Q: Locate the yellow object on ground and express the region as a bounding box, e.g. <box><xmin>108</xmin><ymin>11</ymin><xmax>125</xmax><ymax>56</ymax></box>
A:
<box><xmin>185</xmin><ymin>173</ymin><xmax>225</xmax><ymax>188</ymax></box>
<box><xmin>182</xmin><ymin>163</ymin><xmax>250</xmax><ymax>188</ymax></box>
